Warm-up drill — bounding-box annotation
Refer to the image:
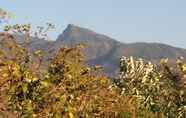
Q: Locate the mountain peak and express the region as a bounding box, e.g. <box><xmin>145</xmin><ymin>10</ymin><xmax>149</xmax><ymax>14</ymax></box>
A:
<box><xmin>57</xmin><ymin>24</ymin><xmax>119</xmax><ymax>43</ymax></box>
<box><xmin>64</xmin><ymin>24</ymin><xmax>97</xmax><ymax>35</ymax></box>
<box><xmin>61</xmin><ymin>24</ymin><xmax>91</xmax><ymax>38</ymax></box>
<box><xmin>56</xmin><ymin>24</ymin><xmax>80</xmax><ymax>42</ymax></box>
<box><xmin>66</xmin><ymin>24</ymin><xmax>79</xmax><ymax>31</ymax></box>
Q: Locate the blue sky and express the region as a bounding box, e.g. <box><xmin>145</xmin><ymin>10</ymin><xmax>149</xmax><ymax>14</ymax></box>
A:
<box><xmin>1</xmin><ymin>0</ymin><xmax>186</xmax><ymax>48</ymax></box>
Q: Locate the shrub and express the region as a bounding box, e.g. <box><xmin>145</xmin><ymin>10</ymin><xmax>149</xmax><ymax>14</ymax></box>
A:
<box><xmin>119</xmin><ymin>56</ymin><xmax>186</xmax><ymax>118</ymax></box>
<box><xmin>0</xmin><ymin>24</ymin><xmax>135</xmax><ymax>118</ymax></box>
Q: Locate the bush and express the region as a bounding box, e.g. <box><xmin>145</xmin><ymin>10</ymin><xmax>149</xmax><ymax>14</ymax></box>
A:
<box><xmin>119</xmin><ymin>56</ymin><xmax>186</xmax><ymax>118</ymax></box>
<box><xmin>0</xmin><ymin>24</ymin><xmax>135</xmax><ymax>118</ymax></box>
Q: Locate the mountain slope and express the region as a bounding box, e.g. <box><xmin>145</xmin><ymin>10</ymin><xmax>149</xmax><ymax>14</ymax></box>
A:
<box><xmin>1</xmin><ymin>24</ymin><xmax>186</xmax><ymax>76</ymax></box>
<box><xmin>56</xmin><ymin>24</ymin><xmax>186</xmax><ymax>75</ymax></box>
<box><xmin>56</xmin><ymin>24</ymin><xmax>121</xmax><ymax>60</ymax></box>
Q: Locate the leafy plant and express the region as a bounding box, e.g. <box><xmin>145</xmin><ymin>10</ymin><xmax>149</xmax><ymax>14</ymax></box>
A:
<box><xmin>119</xmin><ymin>56</ymin><xmax>186</xmax><ymax>118</ymax></box>
<box><xmin>0</xmin><ymin>24</ymin><xmax>134</xmax><ymax>118</ymax></box>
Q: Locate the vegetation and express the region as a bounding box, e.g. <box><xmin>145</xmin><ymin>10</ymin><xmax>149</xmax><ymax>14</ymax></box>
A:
<box><xmin>119</xmin><ymin>56</ymin><xmax>186</xmax><ymax>117</ymax></box>
<box><xmin>0</xmin><ymin>24</ymin><xmax>185</xmax><ymax>118</ymax></box>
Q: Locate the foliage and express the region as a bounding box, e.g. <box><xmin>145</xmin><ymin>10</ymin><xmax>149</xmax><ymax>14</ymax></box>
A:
<box><xmin>119</xmin><ymin>56</ymin><xmax>186</xmax><ymax>118</ymax></box>
<box><xmin>0</xmin><ymin>8</ymin><xmax>12</xmax><ymax>25</ymax></box>
<box><xmin>0</xmin><ymin>24</ymin><xmax>186</xmax><ymax>118</ymax></box>
<box><xmin>0</xmin><ymin>24</ymin><xmax>136</xmax><ymax>118</ymax></box>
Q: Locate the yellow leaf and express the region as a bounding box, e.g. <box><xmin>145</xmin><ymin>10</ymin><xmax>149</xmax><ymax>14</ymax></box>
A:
<box><xmin>2</xmin><ymin>73</ymin><xmax>8</xmax><ymax>78</ymax></box>
<box><xmin>34</xmin><ymin>50</ymin><xmax>43</xmax><ymax>56</ymax></box>
<box><xmin>32</xmin><ymin>77</ymin><xmax>38</xmax><ymax>82</ymax></box>
<box><xmin>68</xmin><ymin>112</ymin><xmax>74</xmax><ymax>118</ymax></box>
<box><xmin>22</xmin><ymin>84</ymin><xmax>28</xmax><ymax>93</ymax></box>
<box><xmin>182</xmin><ymin>64</ymin><xmax>186</xmax><ymax>72</ymax></box>
<box><xmin>40</xmin><ymin>81</ymin><xmax>49</xmax><ymax>87</ymax></box>
<box><xmin>25</xmin><ymin>78</ymin><xmax>32</xmax><ymax>83</ymax></box>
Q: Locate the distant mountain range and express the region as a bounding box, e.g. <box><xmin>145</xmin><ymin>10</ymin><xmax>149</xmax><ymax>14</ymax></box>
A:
<box><xmin>1</xmin><ymin>24</ymin><xmax>186</xmax><ymax>76</ymax></box>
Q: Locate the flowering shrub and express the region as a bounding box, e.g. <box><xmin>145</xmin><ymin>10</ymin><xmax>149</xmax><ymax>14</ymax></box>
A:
<box><xmin>119</xmin><ymin>56</ymin><xmax>186</xmax><ymax>118</ymax></box>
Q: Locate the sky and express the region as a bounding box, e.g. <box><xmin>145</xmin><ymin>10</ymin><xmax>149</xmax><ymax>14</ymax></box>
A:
<box><xmin>1</xmin><ymin>0</ymin><xmax>186</xmax><ymax>48</ymax></box>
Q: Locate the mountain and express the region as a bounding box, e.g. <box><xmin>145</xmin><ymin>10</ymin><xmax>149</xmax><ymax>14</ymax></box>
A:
<box><xmin>55</xmin><ymin>24</ymin><xmax>120</xmax><ymax>60</ymax></box>
<box><xmin>1</xmin><ymin>24</ymin><xmax>186</xmax><ymax>76</ymax></box>
<box><xmin>56</xmin><ymin>24</ymin><xmax>186</xmax><ymax>76</ymax></box>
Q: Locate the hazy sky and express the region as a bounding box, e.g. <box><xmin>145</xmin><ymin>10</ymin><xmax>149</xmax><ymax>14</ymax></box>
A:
<box><xmin>1</xmin><ymin>0</ymin><xmax>186</xmax><ymax>48</ymax></box>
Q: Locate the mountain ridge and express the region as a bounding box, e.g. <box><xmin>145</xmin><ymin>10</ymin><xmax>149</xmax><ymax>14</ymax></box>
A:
<box><xmin>55</xmin><ymin>24</ymin><xmax>186</xmax><ymax>75</ymax></box>
<box><xmin>1</xmin><ymin>24</ymin><xmax>186</xmax><ymax>76</ymax></box>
